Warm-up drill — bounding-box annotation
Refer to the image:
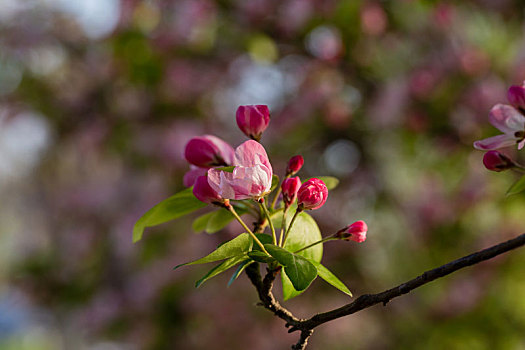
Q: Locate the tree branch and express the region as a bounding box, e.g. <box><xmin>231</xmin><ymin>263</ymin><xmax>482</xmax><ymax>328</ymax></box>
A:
<box><xmin>246</xmin><ymin>233</ymin><xmax>525</xmax><ymax>349</ymax></box>
<box><xmin>301</xmin><ymin>233</ymin><xmax>525</xmax><ymax>329</ymax></box>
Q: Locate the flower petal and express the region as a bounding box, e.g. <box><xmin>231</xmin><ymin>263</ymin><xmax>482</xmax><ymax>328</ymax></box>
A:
<box><xmin>234</xmin><ymin>140</ymin><xmax>273</xmax><ymax>175</ymax></box>
<box><xmin>473</xmin><ymin>134</ymin><xmax>517</xmax><ymax>150</ymax></box>
<box><xmin>489</xmin><ymin>104</ymin><xmax>525</xmax><ymax>134</ymax></box>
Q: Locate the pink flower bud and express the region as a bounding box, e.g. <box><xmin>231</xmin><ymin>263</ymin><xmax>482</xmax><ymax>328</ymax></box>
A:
<box><xmin>184</xmin><ymin>135</ymin><xmax>235</xmax><ymax>168</ymax></box>
<box><xmin>297</xmin><ymin>178</ymin><xmax>328</xmax><ymax>210</ymax></box>
<box><xmin>281</xmin><ymin>176</ymin><xmax>301</xmax><ymax>208</ymax></box>
<box><xmin>482</xmin><ymin>151</ymin><xmax>515</xmax><ymax>172</ymax></box>
<box><xmin>507</xmin><ymin>84</ymin><xmax>525</xmax><ymax>112</ymax></box>
<box><xmin>286</xmin><ymin>155</ymin><xmax>304</xmax><ymax>176</ymax></box>
<box><xmin>236</xmin><ymin>105</ymin><xmax>270</xmax><ymax>141</ymax></box>
<box><xmin>341</xmin><ymin>220</ymin><xmax>368</xmax><ymax>243</ymax></box>
<box><xmin>193</xmin><ymin>176</ymin><xmax>223</xmax><ymax>205</ymax></box>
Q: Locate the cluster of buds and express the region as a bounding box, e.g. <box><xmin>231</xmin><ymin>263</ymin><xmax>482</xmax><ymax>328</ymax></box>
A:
<box><xmin>474</xmin><ymin>83</ymin><xmax>525</xmax><ymax>173</ymax></box>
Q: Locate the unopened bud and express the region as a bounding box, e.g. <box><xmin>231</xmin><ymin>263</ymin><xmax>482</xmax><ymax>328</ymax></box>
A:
<box><xmin>184</xmin><ymin>135</ymin><xmax>235</xmax><ymax>168</ymax></box>
<box><xmin>281</xmin><ymin>176</ymin><xmax>301</xmax><ymax>209</ymax></box>
<box><xmin>482</xmin><ymin>151</ymin><xmax>515</xmax><ymax>172</ymax></box>
<box><xmin>297</xmin><ymin>178</ymin><xmax>328</xmax><ymax>210</ymax></box>
<box><xmin>507</xmin><ymin>83</ymin><xmax>525</xmax><ymax>112</ymax></box>
<box><xmin>236</xmin><ymin>105</ymin><xmax>270</xmax><ymax>141</ymax></box>
<box><xmin>335</xmin><ymin>220</ymin><xmax>368</xmax><ymax>243</ymax></box>
<box><xmin>193</xmin><ymin>176</ymin><xmax>224</xmax><ymax>205</ymax></box>
<box><xmin>286</xmin><ymin>155</ymin><xmax>304</xmax><ymax>176</ymax></box>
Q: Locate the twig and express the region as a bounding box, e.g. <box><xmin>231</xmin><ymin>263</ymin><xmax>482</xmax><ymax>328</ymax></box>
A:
<box><xmin>246</xmin><ymin>233</ymin><xmax>525</xmax><ymax>349</ymax></box>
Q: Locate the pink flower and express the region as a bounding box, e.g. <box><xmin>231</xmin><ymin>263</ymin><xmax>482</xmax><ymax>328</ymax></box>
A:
<box><xmin>183</xmin><ymin>166</ymin><xmax>207</xmax><ymax>187</ymax></box>
<box><xmin>236</xmin><ymin>105</ymin><xmax>270</xmax><ymax>141</ymax></box>
<box><xmin>473</xmin><ymin>104</ymin><xmax>525</xmax><ymax>150</ymax></box>
<box><xmin>192</xmin><ymin>176</ymin><xmax>224</xmax><ymax>205</ymax></box>
<box><xmin>340</xmin><ymin>220</ymin><xmax>368</xmax><ymax>243</ymax></box>
<box><xmin>507</xmin><ymin>83</ymin><xmax>525</xmax><ymax>112</ymax></box>
<box><xmin>297</xmin><ymin>178</ymin><xmax>328</xmax><ymax>210</ymax></box>
<box><xmin>184</xmin><ymin>135</ymin><xmax>235</xmax><ymax>168</ymax></box>
<box><xmin>281</xmin><ymin>176</ymin><xmax>301</xmax><ymax>208</ymax></box>
<box><xmin>482</xmin><ymin>151</ymin><xmax>515</xmax><ymax>172</ymax></box>
<box><xmin>207</xmin><ymin>140</ymin><xmax>273</xmax><ymax>200</ymax></box>
<box><xmin>286</xmin><ymin>155</ymin><xmax>304</xmax><ymax>176</ymax></box>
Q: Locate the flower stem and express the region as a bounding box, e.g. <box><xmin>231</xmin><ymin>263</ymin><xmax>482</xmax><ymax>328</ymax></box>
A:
<box><xmin>282</xmin><ymin>208</ymin><xmax>302</xmax><ymax>247</ymax></box>
<box><xmin>259</xmin><ymin>199</ymin><xmax>277</xmax><ymax>245</ymax></box>
<box><xmin>293</xmin><ymin>237</ymin><xmax>337</xmax><ymax>254</ymax></box>
<box><xmin>278</xmin><ymin>208</ymin><xmax>288</xmax><ymax>247</ymax></box>
<box><xmin>227</xmin><ymin>204</ymin><xmax>269</xmax><ymax>255</ymax></box>
<box><xmin>270</xmin><ymin>174</ymin><xmax>289</xmax><ymax>210</ymax></box>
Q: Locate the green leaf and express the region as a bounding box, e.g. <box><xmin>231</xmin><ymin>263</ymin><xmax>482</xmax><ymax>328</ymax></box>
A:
<box><xmin>248</xmin><ymin>251</ymin><xmax>276</xmax><ymax>263</ymax></box>
<box><xmin>193</xmin><ymin>207</ymin><xmax>247</xmax><ymax>234</ymax></box>
<box><xmin>308</xmin><ymin>260</ymin><xmax>352</xmax><ymax>297</ymax></box>
<box><xmin>174</xmin><ymin>233</ymin><xmax>252</xmax><ymax>269</ymax></box>
<box><xmin>133</xmin><ymin>188</ymin><xmax>207</xmax><ymax>242</ymax></box>
<box><xmin>506</xmin><ymin>175</ymin><xmax>525</xmax><ymax>196</ymax></box>
<box><xmin>317</xmin><ymin>176</ymin><xmax>340</xmax><ymax>190</ymax></box>
<box><xmin>281</xmin><ymin>270</ymin><xmax>304</xmax><ymax>300</ymax></box>
<box><xmin>215</xmin><ymin>166</ymin><xmax>235</xmax><ymax>173</ymax></box>
<box><xmin>227</xmin><ymin>260</ymin><xmax>254</xmax><ymax>287</ymax></box>
<box><xmin>192</xmin><ymin>211</ymin><xmax>215</xmax><ymax>232</ymax></box>
<box><xmin>276</xmin><ymin>212</ymin><xmax>322</xmax><ymax>300</ymax></box>
<box><xmin>196</xmin><ymin>256</ymin><xmax>248</xmax><ymax>288</ymax></box>
<box><xmin>270</xmin><ymin>174</ymin><xmax>280</xmax><ymax>192</ymax></box>
<box><xmin>264</xmin><ymin>244</ymin><xmax>317</xmax><ymax>291</ymax></box>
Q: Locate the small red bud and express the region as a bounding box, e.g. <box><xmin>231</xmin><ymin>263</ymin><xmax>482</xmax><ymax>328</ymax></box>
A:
<box><xmin>335</xmin><ymin>221</ymin><xmax>368</xmax><ymax>243</ymax></box>
<box><xmin>281</xmin><ymin>176</ymin><xmax>301</xmax><ymax>209</ymax></box>
<box><xmin>507</xmin><ymin>83</ymin><xmax>525</xmax><ymax>112</ymax></box>
<box><xmin>286</xmin><ymin>155</ymin><xmax>304</xmax><ymax>176</ymax></box>
<box><xmin>482</xmin><ymin>151</ymin><xmax>515</xmax><ymax>172</ymax></box>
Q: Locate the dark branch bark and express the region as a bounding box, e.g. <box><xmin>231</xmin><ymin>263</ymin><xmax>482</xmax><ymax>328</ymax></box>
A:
<box><xmin>301</xmin><ymin>233</ymin><xmax>525</xmax><ymax>329</ymax></box>
<box><xmin>246</xmin><ymin>233</ymin><xmax>525</xmax><ymax>349</ymax></box>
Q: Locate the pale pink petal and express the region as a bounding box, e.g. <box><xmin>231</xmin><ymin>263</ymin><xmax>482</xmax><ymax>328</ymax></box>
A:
<box><xmin>488</xmin><ymin>104</ymin><xmax>525</xmax><ymax>134</ymax></box>
<box><xmin>473</xmin><ymin>134</ymin><xmax>517</xmax><ymax>150</ymax></box>
<box><xmin>234</xmin><ymin>140</ymin><xmax>273</xmax><ymax>175</ymax></box>
<box><xmin>519</xmin><ymin>139</ymin><xmax>525</xmax><ymax>150</ymax></box>
<box><xmin>183</xmin><ymin>166</ymin><xmax>207</xmax><ymax>187</ymax></box>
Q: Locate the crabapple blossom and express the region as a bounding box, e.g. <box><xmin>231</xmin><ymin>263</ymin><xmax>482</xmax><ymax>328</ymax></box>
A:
<box><xmin>297</xmin><ymin>178</ymin><xmax>328</xmax><ymax>210</ymax></box>
<box><xmin>183</xmin><ymin>165</ymin><xmax>207</xmax><ymax>187</ymax></box>
<box><xmin>236</xmin><ymin>105</ymin><xmax>270</xmax><ymax>141</ymax></box>
<box><xmin>184</xmin><ymin>135</ymin><xmax>235</xmax><ymax>168</ymax></box>
<box><xmin>207</xmin><ymin>140</ymin><xmax>273</xmax><ymax>200</ymax></box>
<box><xmin>473</xmin><ymin>104</ymin><xmax>525</xmax><ymax>150</ymax></box>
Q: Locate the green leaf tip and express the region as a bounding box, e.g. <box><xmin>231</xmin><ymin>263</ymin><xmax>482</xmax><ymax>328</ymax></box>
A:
<box><xmin>133</xmin><ymin>187</ymin><xmax>207</xmax><ymax>243</ymax></box>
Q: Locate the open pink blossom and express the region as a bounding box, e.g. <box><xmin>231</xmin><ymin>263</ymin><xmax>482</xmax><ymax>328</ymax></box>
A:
<box><xmin>207</xmin><ymin>140</ymin><xmax>273</xmax><ymax>200</ymax></box>
<box><xmin>184</xmin><ymin>135</ymin><xmax>235</xmax><ymax>168</ymax></box>
<box><xmin>473</xmin><ymin>104</ymin><xmax>525</xmax><ymax>150</ymax></box>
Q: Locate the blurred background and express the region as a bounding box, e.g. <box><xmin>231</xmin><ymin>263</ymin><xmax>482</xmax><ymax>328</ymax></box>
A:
<box><xmin>1</xmin><ymin>0</ymin><xmax>525</xmax><ymax>349</ymax></box>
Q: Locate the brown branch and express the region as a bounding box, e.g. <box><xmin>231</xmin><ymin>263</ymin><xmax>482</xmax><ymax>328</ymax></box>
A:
<box><xmin>246</xmin><ymin>233</ymin><xmax>525</xmax><ymax>349</ymax></box>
